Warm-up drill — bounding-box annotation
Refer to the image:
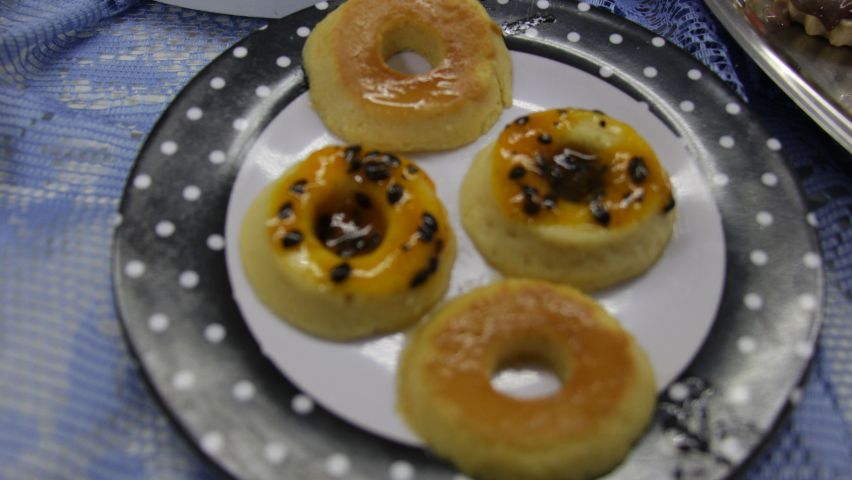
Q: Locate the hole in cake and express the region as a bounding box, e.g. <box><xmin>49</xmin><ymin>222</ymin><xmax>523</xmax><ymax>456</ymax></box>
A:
<box><xmin>385</xmin><ymin>51</ymin><xmax>432</xmax><ymax>75</ymax></box>
<box><xmin>379</xmin><ymin>21</ymin><xmax>444</xmax><ymax>75</ymax></box>
<box><xmin>491</xmin><ymin>356</ymin><xmax>564</xmax><ymax>400</ymax></box>
<box><xmin>314</xmin><ymin>192</ymin><xmax>387</xmax><ymax>258</ymax></box>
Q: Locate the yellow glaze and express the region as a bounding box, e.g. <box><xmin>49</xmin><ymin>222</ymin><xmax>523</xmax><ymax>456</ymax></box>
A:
<box><xmin>491</xmin><ymin>109</ymin><xmax>674</xmax><ymax>229</ymax></box>
<box><xmin>262</xmin><ymin>146</ymin><xmax>451</xmax><ymax>295</ymax></box>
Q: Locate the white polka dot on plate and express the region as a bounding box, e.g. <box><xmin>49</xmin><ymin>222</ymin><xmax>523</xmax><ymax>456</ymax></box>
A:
<box><xmin>712</xmin><ymin>172</ymin><xmax>729</xmax><ymax>186</ymax></box>
<box><xmin>232</xmin><ymin>380</ymin><xmax>256</xmax><ymax>402</ymax></box>
<box><xmin>389</xmin><ymin>461</ymin><xmax>415</xmax><ymax>480</ymax></box>
<box><xmin>761</xmin><ymin>172</ymin><xmax>778</xmax><ymax>187</ymax></box>
<box><xmin>233</xmin><ymin>46</ymin><xmax>248</xmax><ymax>58</ymax></box>
<box><xmin>209</xmin><ymin>150</ymin><xmax>226</xmax><ymax>164</ymax></box>
<box><xmin>609</xmin><ymin>33</ymin><xmax>623</xmax><ymax>44</ymax></box>
<box><xmin>276</xmin><ymin>56</ymin><xmax>292</xmax><ymax>68</ymax></box>
<box><xmin>496</xmin><ymin>0</ymin><xmax>508</xmax><ymax>4</ymax></box>
<box><xmin>756</xmin><ymin>211</ymin><xmax>773</xmax><ymax>226</ymax></box>
<box><xmin>179</xmin><ymin>270</ymin><xmax>199</xmax><ymax>289</ymax></box>
<box><xmin>292</xmin><ymin>394</ymin><xmax>314</xmax><ymax>414</ymax></box>
<box><xmin>725</xmin><ymin>102</ymin><xmax>741</xmax><ymax>115</ymax></box>
<box><xmin>719</xmin><ymin>437</ymin><xmax>746</xmax><ymax>462</ymax></box>
<box><xmin>315</xmin><ymin>1</ymin><xmax>329</xmax><ymax>10</ymax></box>
<box><xmin>524</xmin><ymin>27</ymin><xmax>539</xmax><ymax>38</ymax></box>
<box><xmin>207</xmin><ymin>234</ymin><xmax>225</xmax><ymax>251</ymax></box>
<box><xmin>210</xmin><ymin>77</ymin><xmax>226</xmax><ymax>89</ymax></box>
<box><xmin>297</xmin><ymin>26</ymin><xmax>311</xmax><ymax>37</ymax></box>
<box><xmin>789</xmin><ymin>387</ymin><xmax>804</xmax><ymax>405</ymax></box>
<box><xmin>798</xmin><ymin>293</ymin><xmax>818</xmax><ymax>311</ymax></box>
<box><xmin>183</xmin><ymin>185</ymin><xmax>201</xmax><ymax>201</ymax></box>
<box><xmin>148</xmin><ymin>313</ymin><xmax>170</xmax><ymax>333</ymax></box>
<box><xmin>325</xmin><ymin>453</ymin><xmax>350</xmax><ymax>477</ymax></box>
<box><xmin>599</xmin><ymin>66</ymin><xmax>613</xmax><ymax>78</ymax></box>
<box><xmin>204</xmin><ymin>323</ymin><xmax>226</xmax><ymax>343</ymax></box>
<box><xmin>794</xmin><ymin>341</ymin><xmax>814</xmax><ymax>358</ymax></box>
<box><xmin>806</xmin><ymin>212</ymin><xmax>818</xmax><ymax>227</ymax></box>
<box><xmin>679</xmin><ymin>100</ymin><xmax>695</xmax><ymax>112</ymax></box>
<box><xmin>766</xmin><ymin>137</ymin><xmax>782</xmax><ymax>151</ymax></box>
<box><xmin>537</xmin><ymin>0</ymin><xmax>550</xmax><ymax>9</ymax></box>
<box><xmin>133</xmin><ymin>174</ymin><xmax>152</xmax><ymax>190</ymax></box>
<box><xmin>719</xmin><ymin>135</ymin><xmax>735</xmax><ymax>148</ymax></box>
<box><xmin>803</xmin><ymin>252</ymin><xmax>821</xmax><ymax>269</ymax></box>
<box><xmin>172</xmin><ymin>370</ymin><xmax>195</xmax><ymax>390</ymax></box>
<box><xmin>125</xmin><ymin>260</ymin><xmax>146</xmax><ymax>278</ymax></box>
<box><xmin>201</xmin><ymin>431</ymin><xmax>224</xmax><ymax>455</ymax></box>
<box><xmin>186</xmin><ymin>107</ymin><xmax>203</xmax><ymax>121</ymax></box>
<box><xmin>155</xmin><ymin>220</ymin><xmax>175</xmax><ymax>238</ymax></box>
<box><xmin>749</xmin><ymin>249</ymin><xmax>768</xmax><ymax>266</ymax></box>
<box><xmin>744</xmin><ymin>293</ymin><xmax>763</xmax><ymax>310</ymax></box>
<box><xmin>652</xmin><ymin>36</ymin><xmax>666</xmax><ymax>47</ymax></box>
<box><xmin>258</xmin><ymin>24</ymin><xmax>268</xmax><ymax>31</ymax></box>
<box><xmin>111</xmin><ymin>213</ymin><xmax>123</xmax><ymax>227</ymax></box>
<box><xmin>643</xmin><ymin>66</ymin><xmax>658</xmax><ymax>78</ymax></box>
<box><xmin>160</xmin><ymin>141</ymin><xmax>178</xmax><ymax>155</ymax></box>
<box><xmin>668</xmin><ymin>382</ymin><xmax>689</xmax><ymax>401</ymax></box>
<box><xmin>264</xmin><ymin>442</ymin><xmax>289</xmax><ymax>465</ymax></box>
<box><xmin>687</xmin><ymin>68</ymin><xmax>702</xmax><ymax>80</ymax></box>
<box><xmin>737</xmin><ymin>336</ymin><xmax>757</xmax><ymax>354</ymax></box>
<box><xmin>567</xmin><ymin>32</ymin><xmax>581</xmax><ymax>42</ymax></box>
<box><xmin>233</xmin><ymin>118</ymin><xmax>249</xmax><ymax>131</ymax></box>
<box><xmin>256</xmin><ymin>85</ymin><xmax>271</xmax><ymax>98</ymax></box>
<box><xmin>578</xmin><ymin>2</ymin><xmax>591</xmax><ymax>12</ymax></box>
<box><xmin>727</xmin><ymin>385</ymin><xmax>750</xmax><ymax>404</ymax></box>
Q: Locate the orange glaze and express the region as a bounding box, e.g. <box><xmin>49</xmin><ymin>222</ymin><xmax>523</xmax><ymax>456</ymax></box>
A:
<box><xmin>264</xmin><ymin>146</ymin><xmax>451</xmax><ymax>293</ymax></box>
<box><xmin>491</xmin><ymin>109</ymin><xmax>674</xmax><ymax>229</ymax></box>
<box><xmin>333</xmin><ymin>0</ymin><xmax>504</xmax><ymax>109</ymax></box>
<box><xmin>423</xmin><ymin>283</ymin><xmax>634</xmax><ymax>440</ymax></box>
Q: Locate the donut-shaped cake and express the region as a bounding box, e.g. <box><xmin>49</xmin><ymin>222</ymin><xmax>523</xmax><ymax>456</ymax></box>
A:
<box><xmin>239</xmin><ymin>146</ymin><xmax>455</xmax><ymax>340</ymax></box>
<box><xmin>302</xmin><ymin>0</ymin><xmax>512</xmax><ymax>152</ymax></box>
<box><xmin>460</xmin><ymin>108</ymin><xmax>676</xmax><ymax>291</ymax></box>
<box><xmin>398</xmin><ymin>279</ymin><xmax>656</xmax><ymax>480</ymax></box>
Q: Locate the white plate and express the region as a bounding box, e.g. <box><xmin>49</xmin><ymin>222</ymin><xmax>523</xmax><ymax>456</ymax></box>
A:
<box><xmin>155</xmin><ymin>0</ymin><xmax>318</xmax><ymax>18</ymax></box>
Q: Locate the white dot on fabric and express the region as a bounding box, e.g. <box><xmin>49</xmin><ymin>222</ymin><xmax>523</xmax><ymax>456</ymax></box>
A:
<box><xmin>186</xmin><ymin>107</ymin><xmax>203</xmax><ymax>121</ymax></box>
<box><xmin>204</xmin><ymin>323</ymin><xmax>226</xmax><ymax>343</ymax></box>
<box><xmin>233</xmin><ymin>46</ymin><xmax>248</xmax><ymax>58</ymax></box>
<box><xmin>207</xmin><ymin>234</ymin><xmax>225</xmax><ymax>251</ymax></box>
<box><xmin>725</xmin><ymin>102</ymin><xmax>742</xmax><ymax>115</ymax></box>
<box><xmin>668</xmin><ymin>382</ymin><xmax>689</xmax><ymax>401</ymax></box>
<box><xmin>687</xmin><ymin>68</ymin><xmax>702</xmax><ymax>80</ymax></box>
<box><xmin>155</xmin><ymin>221</ymin><xmax>175</xmax><ymax>238</ymax></box>
<box><xmin>201</xmin><ymin>431</ymin><xmax>224</xmax><ymax>455</ymax></box>
<box><xmin>712</xmin><ymin>173</ymin><xmax>729</xmax><ymax>186</ymax></box>
<box><xmin>232</xmin><ymin>380</ymin><xmax>256</xmax><ymax>402</ymax></box>
<box><xmin>183</xmin><ymin>185</ymin><xmax>201</xmax><ymax>201</ymax></box>
<box><xmin>599</xmin><ymin>66</ymin><xmax>613</xmax><ymax>78</ymax></box>
<box><xmin>255</xmin><ymin>85</ymin><xmax>271</xmax><ymax>98</ymax></box>
<box><xmin>756</xmin><ymin>211</ymin><xmax>774</xmax><ymax>227</ymax></box>
<box><xmin>389</xmin><ymin>461</ymin><xmax>415</xmax><ymax>480</ymax></box>
<box><xmin>133</xmin><ymin>174</ymin><xmax>152</xmax><ymax>189</ymax></box>
<box><xmin>643</xmin><ymin>66</ymin><xmax>658</xmax><ymax>78</ymax></box>
<box><xmin>316</xmin><ymin>1</ymin><xmax>329</xmax><ymax>10</ymax></box>
<box><xmin>524</xmin><ymin>27</ymin><xmax>539</xmax><ymax>38</ymax></box>
<box><xmin>292</xmin><ymin>394</ymin><xmax>315</xmax><ymax>414</ymax></box>
<box><xmin>652</xmin><ymin>36</ymin><xmax>666</xmax><ymax>47</ymax></box>
<box><xmin>806</xmin><ymin>212</ymin><xmax>818</xmax><ymax>227</ymax></box>
<box><xmin>496</xmin><ymin>0</ymin><xmax>508</xmax><ymax>4</ymax></box>
<box><xmin>172</xmin><ymin>370</ymin><xmax>195</xmax><ymax>390</ymax></box>
<box><xmin>744</xmin><ymin>293</ymin><xmax>763</xmax><ymax>310</ymax></box>
<box><xmin>761</xmin><ymin>172</ymin><xmax>778</xmax><ymax>187</ymax></box>
<box><xmin>750</xmin><ymin>250</ymin><xmax>768</xmax><ymax>266</ymax></box>
<box><xmin>160</xmin><ymin>141</ymin><xmax>178</xmax><ymax>155</ymax></box>
<box><xmin>803</xmin><ymin>252</ymin><xmax>821</xmax><ymax>269</ymax></box>
<box><xmin>233</xmin><ymin>118</ymin><xmax>249</xmax><ymax>131</ymax></box>
<box><xmin>297</xmin><ymin>26</ymin><xmax>311</xmax><ymax>37</ymax></box>
<box><xmin>737</xmin><ymin>336</ymin><xmax>757</xmax><ymax>354</ymax></box>
<box><xmin>210</xmin><ymin>77</ymin><xmax>226</xmax><ymax>89</ymax></box>
<box><xmin>276</xmin><ymin>56</ymin><xmax>292</xmax><ymax>68</ymax></box>
<box><xmin>537</xmin><ymin>0</ymin><xmax>550</xmax><ymax>9</ymax></box>
<box><xmin>727</xmin><ymin>385</ymin><xmax>750</xmax><ymax>404</ymax></box>
<box><xmin>209</xmin><ymin>150</ymin><xmax>226</xmax><ymax>164</ymax></box>
<box><xmin>125</xmin><ymin>260</ymin><xmax>146</xmax><ymax>278</ymax></box>
<box><xmin>179</xmin><ymin>270</ymin><xmax>199</xmax><ymax>289</ymax></box>
<box><xmin>766</xmin><ymin>137</ymin><xmax>782</xmax><ymax>151</ymax></box>
<box><xmin>679</xmin><ymin>100</ymin><xmax>695</xmax><ymax>112</ymax></box>
<box><xmin>264</xmin><ymin>442</ymin><xmax>289</xmax><ymax>465</ymax></box>
<box><xmin>609</xmin><ymin>33</ymin><xmax>623</xmax><ymax>44</ymax></box>
<box><xmin>578</xmin><ymin>2</ymin><xmax>591</xmax><ymax>12</ymax></box>
<box><xmin>148</xmin><ymin>313</ymin><xmax>170</xmax><ymax>332</ymax></box>
<box><xmin>719</xmin><ymin>135</ymin><xmax>735</xmax><ymax>148</ymax></box>
<box><xmin>567</xmin><ymin>32</ymin><xmax>581</xmax><ymax>42</ymax></box>
<box><xmin>325</xmin><ymin>454</ymin><xmax>351</xmax><ymax>477</ymax></box>
<box><xmin>794</xmin><ymin>342</ymin><xmax>814</xmax><ymax>358</ymax></box>
<box><xmin>798</xmin><ymin>293</ymin><xmax>818</xmax><ymax>311</ymax></box>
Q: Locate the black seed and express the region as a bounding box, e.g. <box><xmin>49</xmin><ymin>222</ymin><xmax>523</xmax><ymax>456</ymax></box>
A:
<box><xmin>522</xmin><ymin>185</ymin><xmax>539</xmax><ymax>198</ymax></box>
<box><xmin>538</xmin><ymin>133</ymin><xmax>552</xmax><ymax>144</ymax></box>
<box><xmin>514</xmin><ymin>116</ymin><xmax>529</xmax><ymax>125</ymax></box>
<box><xmin>345</xmin><ymin>146</ymin><xmax>362</xmax><ymax>172</ymax></box>
<box><xmin>542</xmin><ymin>194</ymin><xmax>556</xmax><ymax>209</ymax></box>
<box><xmin>364</xmin><ymin>151</ymin><xmax>400</xmax><ymax>167</ymax></box>
<box><xmin>290</xmin><ymin>179</ymin><xmax>307</xmax><ymax>194</ymax></box>
<box><xmin>277</xmin><ymin>202</ymin><xmax>294</xmax><ymax>219</ymax></box>
<box><xmin>590</xmin><ymin>200</ymin><xmax>610</xmax><ymax>226</ymax></box>
<box><xmin>282</xmin><ymin>230</ymin><xmax>303</xmax><ymax>248</ymax></box>
<box><xmin>330</xmin><ymin>263</ymin><xmax>351</xmax><ymax>283</ymax></box>
<box><xmin>523</xmin><ymin>199</ymin><xmax>541</xmax><ymax>215</ymax></box>
<box><xmin>418</xmin><ymin>212</ymin><xmax>438</xmax><ymax>242</ymax></box>
<box><xmin>628</xmin><ymin>156</ymin><xmax>649</xmax><ymax>183</ymax></box>
<box><xmin>364</xmin><ymin>160</ymin><xmax>390</xmax><ymax>181</ymax></box>
<box><xmin>509</xmin><ymin>166</ymin><xmax>526</xmax><ymax>180</ymax></box>
<box><xmin>355</xmin><ymin>192</ymin><xmax>372</xmax><ymax>209</ymax></box>
<box><xmin>599</xmin><ymin>120</ymin><xmax>607</xmax><ymax>127</ymax></box>
<box><xmin>663</xmin><ymin>195</ymin><xmax>676</xmax><ymax>213</ymax></box>
<box><xmin>410</xmin><ymin>269</ymin><xmax>430</xmax><ymax>288</ymax></box>
<box><xmin>387</xmin><ymin>183</ymin><xmax>404</xmax><ymax>205</ymax></box>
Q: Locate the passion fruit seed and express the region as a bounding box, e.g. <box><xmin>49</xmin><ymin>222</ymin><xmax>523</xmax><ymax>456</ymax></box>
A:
<box><xmin>290</xmin><ymin>179</ymin><xmax>307</xmax><ymax>194</ymax></box>
<box><xmin>387</xmin><ymin>183</ymin><xmax>404</xmax><ymax>205</ymax></box>
<box><xmin>628</xmin><ymin>156</ymin><xmax>649</xmax><ymax>183</ymax></box>
<box><xmin>330</xmin><ymin>263</ymin><xmax>351</xmax><ymax>283</ymax></box>
<box><xmin>590</xmin><ymin>199</ymin><xmax>611</xmax><ymax>226</ymax></box>
<box><xmin>418</xmin><ymin>213</ymin><xmax>438</xmax><ymax>242</ymax></box>
<box><xmin>355</xmin><ymin>192</ymin><xmax>372</xmax><ymax>209</ymax></box>
<box><xmin>509</xmin><ymin>166</ymin><xmax>526</xmax><ymax>180</ymax></box>
<box><xmin>282</xmin><ymin>230</ymin><xmax>303</xmax><ymax>248</ymax></box>
<box><xmin>277</xmin><ymin>202</ymin><xmax>294</xmax><ymax>219</ymax></box>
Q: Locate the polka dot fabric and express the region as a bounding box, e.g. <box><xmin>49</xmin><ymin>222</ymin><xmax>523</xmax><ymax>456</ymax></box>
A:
<box><xmin>2</xmin><ymin>2</ymin><xmax>850</xmax><ymax>480</ymax></box>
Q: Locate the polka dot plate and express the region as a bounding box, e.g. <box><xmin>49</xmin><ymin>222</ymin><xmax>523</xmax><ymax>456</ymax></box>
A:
<box><xmin>113</xmin><ymin>1</ymin><xmax>823</xmax><ymax>479</ymax></box>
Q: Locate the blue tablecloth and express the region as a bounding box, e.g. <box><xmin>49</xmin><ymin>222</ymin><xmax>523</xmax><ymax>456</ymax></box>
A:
<box><xmin>1</xmin><ymin>1</ymin><xmax>850</xmax><ymax>478</ymax></box>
